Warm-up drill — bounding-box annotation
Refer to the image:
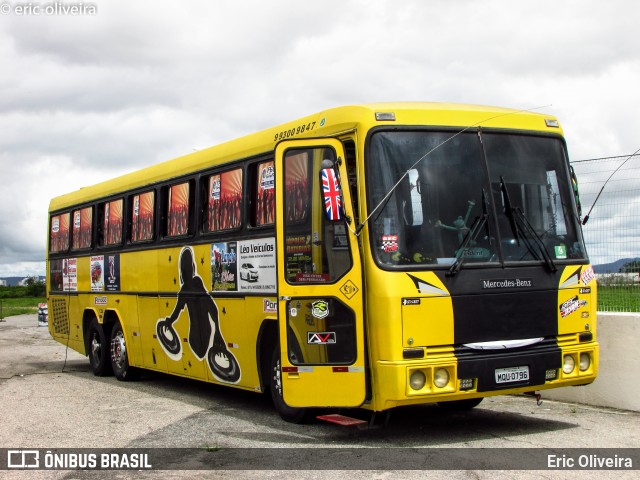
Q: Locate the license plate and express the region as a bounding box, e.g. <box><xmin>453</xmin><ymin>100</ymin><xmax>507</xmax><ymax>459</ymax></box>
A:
<box><xmin>495</xmin><ymin>366</ymin><xmax>529</xmax><ymax>384</ymax></box>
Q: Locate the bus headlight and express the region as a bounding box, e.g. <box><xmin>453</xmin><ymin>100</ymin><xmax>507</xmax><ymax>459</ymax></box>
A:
<box><xmin>579</xmin><ymin>352</ymin><xmax>591</xmax><ymax>371</ymax></box>
<box><xmin>409</xmin><ymin>370</ymin><xmax>426</xmax><ymax>390</ymax></box>
<box><xmin>563</xmin><ymin>354</ymin><xmax>575</xmax><ymax>374</ymax></box>
<box><xmin>434</xmin><ymin>368</ymin><xmax>449</xmax><ymax>388</ymax></box>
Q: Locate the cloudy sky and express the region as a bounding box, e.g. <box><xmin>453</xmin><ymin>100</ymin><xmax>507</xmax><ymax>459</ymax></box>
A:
<box><xmin>0</xmin><ymin>0</ymin><xmax>638</xmax><ymax>276</ymax></box>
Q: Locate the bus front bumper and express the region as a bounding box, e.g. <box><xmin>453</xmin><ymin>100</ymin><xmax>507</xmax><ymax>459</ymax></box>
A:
<box><xmin>372</xmin><ymin>342</ymin><xmax>598</xmax><ymax>411</ymax></box>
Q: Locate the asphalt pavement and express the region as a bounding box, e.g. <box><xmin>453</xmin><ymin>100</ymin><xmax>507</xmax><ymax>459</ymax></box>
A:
<box><xmin>1</xmin><ymin>314</ymin><xmax>638</xmax><ymax>479</ymax></box>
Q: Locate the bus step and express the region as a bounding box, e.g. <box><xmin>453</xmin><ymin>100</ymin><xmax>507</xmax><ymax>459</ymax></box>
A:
<box><xmin>316</xmin><ymin>414</ymin><xmax>368</xmax><ymax>428</ymax></box>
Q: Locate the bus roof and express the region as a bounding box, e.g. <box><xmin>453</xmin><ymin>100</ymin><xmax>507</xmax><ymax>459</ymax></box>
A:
<box><xmin>49</xmin><ymin>102</ymin><xmax>562</xmax><ymax>212</ymax></box>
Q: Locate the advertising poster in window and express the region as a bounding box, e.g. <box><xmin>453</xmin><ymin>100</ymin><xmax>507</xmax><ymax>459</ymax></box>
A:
<box><xmin>208</xmin><ymin>174</ymin><xmax>221</xmax><ymax>231</ymax></box>
<box><xmin>90</xmin><ymin>255</ymin><xmax>104</xmax><ymax>292</ymax></box>
<box><xmin>49</xmin><ymin>259</ymin><xmax>64</xmax><ymax>291</ymax></box>
<box><xmin>256</xmin><ymin>161</ymin><xmax>275</xmax><ymax>225</ymax></box>
<box><xmin>333</xmin><ymin>224</ymin><xmax>348</xmax><ymax>250</ymax></box>
<box><xmin>168</xmin><ymin>183</ymin><xmax>189</xmax><ymax>236</ymax></box>
<box><xmin>284</xmin><ymin>152</ymin><xmax>310</xmax><ymax>223</ymax></box>
<box><xmin>50</xmin><ymin>213</ymin><xmax>70</xmax><ymax>253</ymax></box>
<box><xmin>285</xmin><ymin>234</ymin><xmax>313</xmax><ymax>282</ymax></box>
<box><xmin>212</xmin><ymin>242</ymin><xmax>238</xmax><ymax>291</ymax></box>
<box><xmin>63</xmin><ymin>258</ymin><xmax>77</xmax><ymax>292</ymax></box>
<box><xmin>131</xmin><ymin>192</ymin><xmax>154</xmax><ymax>242</ymax></box>
<box><xmin>104</xmin><ymin>199</ymin><xmax>123</xmax><ymax>245</ymax></box>
<box><xmin>238</xmin><ymin>237</ymin><xmax>276</xmax><ymax>293</ymax></box>
<box><xmin>208</xmin><ymin>170</ymin><xmax>243</xmax><ymax>232</ymax></box>
<box><xmin>105</xmin><ymin>254</ymin><xmax>121</xmax><ymax>292</ymax></box>
<box><xmin>72</xmin><ymin>207</ymin><xmax>92</xmax><ymax>250</ymax></box>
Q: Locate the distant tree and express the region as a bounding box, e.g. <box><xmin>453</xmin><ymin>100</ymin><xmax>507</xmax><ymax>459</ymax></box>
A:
<box><xmin>25</xmin><ymin>277</ymin><xmax>45</xmax><ymax>297</ymax></box>
<box><xmin>620</xmin><ymin>260</ymin><xmax>640</xmax><ymax>274</ymax></box>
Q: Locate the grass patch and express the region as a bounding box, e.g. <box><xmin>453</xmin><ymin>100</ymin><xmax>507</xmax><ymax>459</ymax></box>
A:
<box><xmin>0</xmin><ymin>297</ymin><xmax>46</xmax><ymax>319</ymax></box>
<box><xmin>597</xmin><ymin>285</ymin><xmax>640</xmax><ymax>312</ymax></box>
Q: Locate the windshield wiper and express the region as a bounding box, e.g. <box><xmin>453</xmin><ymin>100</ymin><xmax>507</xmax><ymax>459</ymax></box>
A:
<box><xmin>499</xmin><ymin>176</ymin><xmax>557</xmax><ymax>273</ymax></box>
<box><xmin>512</xmin><ymin>207</ymin><xmax>557</xmax><ymax>272</ymax></box>
<box><xmin>500</xmin><ymin>176</ymin><xmax>519</xmax><ymax>244</ymax></box>
<box><xmin>447</xmin><ymin>189</ymin><xmax>490</xmax><ymax>277</ymax></box>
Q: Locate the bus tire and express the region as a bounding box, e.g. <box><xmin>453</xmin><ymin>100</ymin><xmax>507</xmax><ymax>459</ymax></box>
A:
<box><xmin>87</xmin><ymin>319</ymin><xmax>112</xmax><ymax>376</ymax></box>
<box><xmin>270</xmin><ymin>348</ymin><xmax>311</xmax><ymax>423</ymax></box>
<box><xmin>110</xmin><ymin>322</ymin><xmax>138</xmax><ymax>381</ymax></box>
<box><xmin>437</xmin><ymin>398</ymin><xmax>483</xmax><ymax>411</ymax></box>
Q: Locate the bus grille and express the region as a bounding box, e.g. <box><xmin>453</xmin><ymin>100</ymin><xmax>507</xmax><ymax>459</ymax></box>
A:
<box><xmin>51</xmin><ymin>298</ymin><xmax>69</xmax><ymax>335</ymax></box>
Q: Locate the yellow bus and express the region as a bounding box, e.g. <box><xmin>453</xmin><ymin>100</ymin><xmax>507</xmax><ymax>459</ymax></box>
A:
<box><xmin>47</xmin><ymin>102</ymin><xmax>598</xmax><ymax>423</ymax></box>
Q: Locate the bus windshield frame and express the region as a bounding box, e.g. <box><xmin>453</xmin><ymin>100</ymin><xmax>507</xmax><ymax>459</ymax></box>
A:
<box><xmin>365</xmin><ymin>127</ymin><xmax>587</xmax><ymax>271</ymax></box>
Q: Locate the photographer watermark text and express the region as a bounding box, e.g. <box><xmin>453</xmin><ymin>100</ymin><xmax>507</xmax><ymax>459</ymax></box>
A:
<box><xmin>1</xmin><ymin>2</ymin><xmax>97</xmax><ymax>16</ymax></box>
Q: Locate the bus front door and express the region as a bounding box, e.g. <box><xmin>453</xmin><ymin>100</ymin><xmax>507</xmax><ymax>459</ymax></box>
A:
<box><xmin>275</xmin><ymin>138</ymin><xmax>366</xmax><ymax>408</ymax></box>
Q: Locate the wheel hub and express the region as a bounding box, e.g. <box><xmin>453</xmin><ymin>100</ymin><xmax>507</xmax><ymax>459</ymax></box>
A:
<box><xmin>111</xmin><ymin>333</ymin><xmax>126</xmax><ymax>369</ymax></box>
<box><xmin>91</xmin><ymin>335</ymin><xmax>101</xmax><ymax>362</ymax></box>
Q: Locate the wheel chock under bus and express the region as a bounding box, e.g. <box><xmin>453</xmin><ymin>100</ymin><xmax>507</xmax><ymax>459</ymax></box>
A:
<box><xmin>316</xmin><ymin>414</ymin><xmax>369</xmax><ymax>429</ymax></box>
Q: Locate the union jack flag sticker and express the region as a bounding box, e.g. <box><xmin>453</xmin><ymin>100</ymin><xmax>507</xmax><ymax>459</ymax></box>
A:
<box><xmin>321</xmin><ymin>168</ymin><xmax>342</xmax><ymax>221</ymax></box>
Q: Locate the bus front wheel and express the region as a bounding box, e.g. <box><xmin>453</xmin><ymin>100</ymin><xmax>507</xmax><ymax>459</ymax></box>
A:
<box><xmin>110</xmin><ymin>322</ymin><xmax>138</xmax><ymax>381</ymax></box>
<box><xmin>270</xmin><ymin>348</ymin><xmax>311</xmax><ymax>423</ymax></box>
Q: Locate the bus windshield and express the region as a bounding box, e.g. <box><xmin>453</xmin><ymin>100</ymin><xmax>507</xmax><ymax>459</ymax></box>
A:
<box><xmin>367</xmin><ymin>130</ymin><xmax>586</xmax><ymax>268</ymax></box>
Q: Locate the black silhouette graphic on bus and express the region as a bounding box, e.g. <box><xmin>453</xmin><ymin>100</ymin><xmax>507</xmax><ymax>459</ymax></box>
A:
<box><xmin>156</xmin><ymin>246</ymin><xmax>241</xmax><ymax>383</ymax></box>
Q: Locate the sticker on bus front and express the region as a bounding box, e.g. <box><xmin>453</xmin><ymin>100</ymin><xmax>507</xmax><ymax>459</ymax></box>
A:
<box><xmin>308</xmin><ymin>331</ymin><xmax>336</xmax><ymax>344</ymax></box>
<box><xmin>339</xmin><ymin>280</ymin><xmax>359</xmax><ymax>300</ymax></box>
<box><xmin>311</xmin><ymin>300</ymin><xmax>329</xmax><ymax>319</ymax></box>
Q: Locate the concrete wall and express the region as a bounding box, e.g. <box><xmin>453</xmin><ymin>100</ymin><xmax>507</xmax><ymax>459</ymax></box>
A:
<box><xmin>544</xmin><ymin>312</ymin><xmax>640</xmax><ymax>412</ymax></box>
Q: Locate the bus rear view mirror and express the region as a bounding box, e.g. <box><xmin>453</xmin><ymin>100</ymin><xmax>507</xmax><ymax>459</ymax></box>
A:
<box><xmin>406</xmin><ymin>169</ymin><xmax>424</xmax><ymax>226</ymax></box>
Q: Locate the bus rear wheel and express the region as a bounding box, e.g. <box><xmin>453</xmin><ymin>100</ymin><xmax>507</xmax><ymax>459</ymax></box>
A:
<box><xmin>110</xmin><ymin>322</ymin><xmax>138</xmax><ymax>381</ymax></box>
<box><xmin>437</xmin><ymin>398</ymin><xmax>483</xmax><ymax>411</ymax></box>
<box><xmin>87</xmin><ymin>319</ymin><xmax>112</xmax><ymax>376</ymax></box>
<box><xmin>270</xmin><ymin>348</ymin><xmax>312</xmax><ymax>423</ymax></box>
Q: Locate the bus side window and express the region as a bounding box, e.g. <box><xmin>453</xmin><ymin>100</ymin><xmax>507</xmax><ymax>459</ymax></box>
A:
<box><xmin>130</xmin><ymin>191</ymin><xmax>155</xmax><ymax>242</ymax></box>
<box><xmin>50</xmin><ymin>212</ymin><xmax>70</xmax><ymax>253</ymax></box>
<box><xmin>71</xmin><ymin>206</ymin><xmax>93</xmax><ymax>250</ymax></box>
<box><xmin>253</xmin><ymin>160</ymin><xmax>275</xmax><ymax>226</ymax></box>
<box><xmin>205</xmin><ymin>169</ymin><xmax>243</xmax><ymax>233</ymax></box>
<box><xmin>283</xmin><ymin>147</ymin><xmax>352</xmax><ymax>284</ymax></box>
<box><xmin>99</xmin><ymin>199</ymin><xmax>123</xmax><ymax>246</ymax></box>
<box><xmin>165</xmin><ymin>181</ymin><xmax>191</xmax><ymax>237</ymax></box>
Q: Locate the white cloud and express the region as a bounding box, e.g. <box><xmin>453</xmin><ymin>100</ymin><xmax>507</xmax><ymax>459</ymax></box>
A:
<box><xmin>1</xmin><ymin>0</ymin><xmax>640</xmax><ymax>276</ymax></box>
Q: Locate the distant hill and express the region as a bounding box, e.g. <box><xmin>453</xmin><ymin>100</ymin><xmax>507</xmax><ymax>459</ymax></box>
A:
<box><xmin>0</xmin><ymin>276</ymin><xmax>46</xmax><ymax>287</ymax></box>
<box><xmin>593</xmin><ymin>258</ymin><xmax>640</xmax><ymax>274</ymax></box>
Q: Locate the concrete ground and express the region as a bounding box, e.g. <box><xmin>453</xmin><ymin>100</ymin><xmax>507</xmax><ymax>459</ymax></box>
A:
<box><xmin>1</xmin><ymin>314</ymin><xmax>638</xmax><ymax>479</ymax></box>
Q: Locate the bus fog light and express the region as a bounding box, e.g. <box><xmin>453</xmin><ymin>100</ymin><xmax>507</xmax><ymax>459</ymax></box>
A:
<box><xmin>409</xmin><ymin>370</ymin><xmax>426</xmax><ymax>390</ymax></box>
<box><xmin>460</xmin><ymin>378</ymin><xmax>474</xmax><ymax>390</ymax></box>
<box><xmin>563</xmin><ymin>355</ymin><xmax>575</xmax><ymax>374</ymax></box>
<box><xmin>434</xmin><ymin>368</ymin><xmax>449</xmax><ymax>388</ymax></box>
<box><xmin>545</xmin><ymin>369</ymin><xmax>558</xmax><ymax>380</ymax></box>
<box><xmin>579</xmin><ymin>353</ymin><xmax>590</xmax><ymax>371</ymax></box>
